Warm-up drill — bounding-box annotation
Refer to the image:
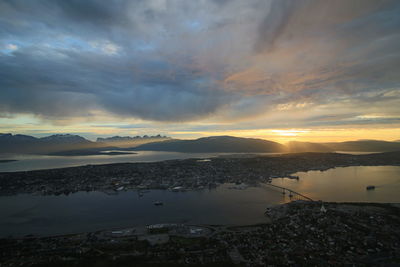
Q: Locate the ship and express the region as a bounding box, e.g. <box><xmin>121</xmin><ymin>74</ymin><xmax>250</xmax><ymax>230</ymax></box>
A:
<box><xmin>366</xmin><ymin>185</ymin><xmax>375</xmax><ymax>190</ymax></box>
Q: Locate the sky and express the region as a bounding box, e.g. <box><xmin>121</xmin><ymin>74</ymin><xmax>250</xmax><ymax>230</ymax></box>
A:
<box><xmin>0</xmin><ymin>0</ymin><xmax>399</xmax><ymax>143</ymax></box>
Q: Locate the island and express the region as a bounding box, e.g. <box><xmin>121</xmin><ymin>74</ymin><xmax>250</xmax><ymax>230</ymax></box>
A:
<box><xmin>0</xmin><ymin>151</ymin><xmax>399</xmax><ymax>196</ymax></box>
<box><xmin>48</xmin><ymin>149</ymin><xmax>137</xmax><ymax>156</ymax></box>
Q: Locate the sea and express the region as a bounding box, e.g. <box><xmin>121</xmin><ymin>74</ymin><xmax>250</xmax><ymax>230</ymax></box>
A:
<box><xmin>0</xmin><ymin>151</ymin><xmax>399</xmax><ymax>237</ymax></box>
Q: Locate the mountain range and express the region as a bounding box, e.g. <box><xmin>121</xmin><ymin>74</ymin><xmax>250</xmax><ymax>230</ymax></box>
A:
<box><xmin>96</xmin><ymin>135</ymin><xmax>170</xmax><ymax>148</ymax></box>
<box><xmin>0</xmin><ymin>133</ymin><xmax>97</xmax><ymax>154</ymax></box>
<box><xmin>1</xmin><ymin>133</ymin><xmax>399</xmax><ymax>154</ymax></box>
<box><xmin>0</xmin><ymin>133</ymin><xmax>168</xmax><ymax>154</ymax></box>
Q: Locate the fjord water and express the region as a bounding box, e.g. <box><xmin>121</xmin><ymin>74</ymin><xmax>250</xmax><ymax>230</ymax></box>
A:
<box><xmin>271</xmin><ymin>166</ymin><xmax>400</xmax><ymax>202</ymax></box>
<box><xmin>0</xmin><ymin>151</ymin><xmax>277</xmax><ymax>172</ymax></box>
<box><xmin>0</xmin><ymin>184</ymin><xmax>282</xmax><ymax>237</ymax></box>
<box><xmin>0</xmin><ymin>166</ymin><xmax>399</xmax><ymax>237</ymax></box>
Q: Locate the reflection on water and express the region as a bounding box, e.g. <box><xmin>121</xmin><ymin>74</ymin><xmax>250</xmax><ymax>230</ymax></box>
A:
<box><xmin>0</xmin><ymin>184</ymin><xmax>284</xmax><ymax>237</ymax></box>
<box><xmin>271</xmin><ymin>166</ymin><xmax>400</xmax><ymax>203</ymax></box>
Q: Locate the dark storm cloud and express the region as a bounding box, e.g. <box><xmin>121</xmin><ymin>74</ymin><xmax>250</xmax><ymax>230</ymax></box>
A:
<box><xmin>0</xmin><ymin>44</ymin><xmax>230</xmax><ymax>121</ymax></box>
<box><xmin>0</xmin><ymin>0</ymin><xmax>239</xmax><ymax>121</ymax></box>
<box><xmin>0</xmin><ymin>0</ymin><xmax>400</xmax><ymax>125</ymax></box>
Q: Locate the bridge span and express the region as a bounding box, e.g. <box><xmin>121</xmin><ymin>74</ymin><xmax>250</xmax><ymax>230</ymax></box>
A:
<box><xmin>263</xmin><ymin>183</ymin><xmax>314</xmax><ymax>201</ymax></box>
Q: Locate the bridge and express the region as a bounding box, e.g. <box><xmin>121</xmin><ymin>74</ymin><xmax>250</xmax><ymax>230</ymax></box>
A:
<box><xmin>262</xmin><ymin>183</ymin><xmax>314</xmax><ymax>201</ymax></box>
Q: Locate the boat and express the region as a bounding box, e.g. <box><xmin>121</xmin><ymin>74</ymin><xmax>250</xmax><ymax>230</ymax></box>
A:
<box><xmin>171</xmin><ymin>186</ymin><xmax>184</xmax><ymax>192</ymax></box>
<box><xmin>264</xmin><ymin>208</ymin><xmax>272</xmax><ymax>215</ymax></box>
<box><xmin>366</xmin><ymin>185</ymin><xmax>375</xmax><ymax>190</ymax></box>
<box><xmin>154</xmin><ymin>201</ymin><xmax>163</xmax><ymax>206</ymax></box>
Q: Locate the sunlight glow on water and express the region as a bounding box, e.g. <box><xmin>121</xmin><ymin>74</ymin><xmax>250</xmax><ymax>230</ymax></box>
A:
<box><xmin>271</xmin><ymin>166</ymin><xmax>400</xmax><ymax>203</ymax></box>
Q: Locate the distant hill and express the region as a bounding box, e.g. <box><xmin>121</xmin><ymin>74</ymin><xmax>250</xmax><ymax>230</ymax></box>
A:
<box><xmin>132</xmin><ymin>136</ymin><xmax>287</xmax><ymax>153</ymax></box>
<box><xmin>96</xmin><ymin>135</ymin><xmax>170</xmax><ymax>148</ymax></box>
<box><xmin>287</xmin><ymin>140</ymin><xmax>400</xmax><ymax>152</ymax></box>
<box><xmin>3</xmin><ymin>133</ymin><xmax>400</xmax><ymax>155</ymax></box>
<box><xmin>287</xmin><ymin>141</ymin><xmax>333</xmax><ymax>153</ymax></box>
<box><xmin>0</xmin><ymin>133</ymin><xmax>170</xmax><ymax>154</ymax></box>
<box><xmin>41</xmin><ymin>134</ymin><xmax>90</xmax><ymax>144</ymax></box>
<box><xmin>325</xmin><ymin>140</ymin><xmax>400</xmax><ymax>152</ymax></box>
<box><xmin>96</xmin><ymin>135</ymin><xmax>168</xmax><ymax>142</ymax></box>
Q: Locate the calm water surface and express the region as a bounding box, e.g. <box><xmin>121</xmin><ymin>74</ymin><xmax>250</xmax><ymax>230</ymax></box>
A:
<box><xmin>271</xmin><ymin>166</ymin><xmax>400</xmax><ymax>202</ymax></box>
<box><xmin>0</xmin><ymin>151</ymin><xmax>277</xmax><ymax>172</ymax></box>
<box><xmin>0</xmin><ymin>184</ymin><xmax>283</xmax><ymax>237</ymax></box>
<box><xmin>0</xmin><ymin>165</ymin><xmax>399</xmax><ymax>237</ymax></box>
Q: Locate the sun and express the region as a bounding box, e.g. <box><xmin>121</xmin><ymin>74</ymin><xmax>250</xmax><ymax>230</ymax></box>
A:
<box><xmin>270</xmin><ymin>129</ymin><xmax>310</xmax><ymax>137</ymax></box>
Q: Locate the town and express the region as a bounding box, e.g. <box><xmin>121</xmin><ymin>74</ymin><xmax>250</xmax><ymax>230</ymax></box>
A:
<box><xmin>1</xmin><ymin>201</ymin><xmax>399</xmax><ymax>266</ymax></box>
<box><xmin>0</xmin><ymin>152</ymin><xmax>399</xmax><ymax>196</ymax></box>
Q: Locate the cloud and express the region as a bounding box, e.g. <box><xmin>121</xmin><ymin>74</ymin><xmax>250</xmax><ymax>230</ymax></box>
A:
<box><xmin>0</xmin><ymin>0</ymin><xmax>399</xmax><ymax>129</ymax></box>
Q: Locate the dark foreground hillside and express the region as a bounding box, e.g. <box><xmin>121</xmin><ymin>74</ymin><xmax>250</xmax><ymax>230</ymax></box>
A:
<box><xmin>1</xmin><ymin>201</ymin><xmax>399</xmax><ymax>266</ymax></box>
